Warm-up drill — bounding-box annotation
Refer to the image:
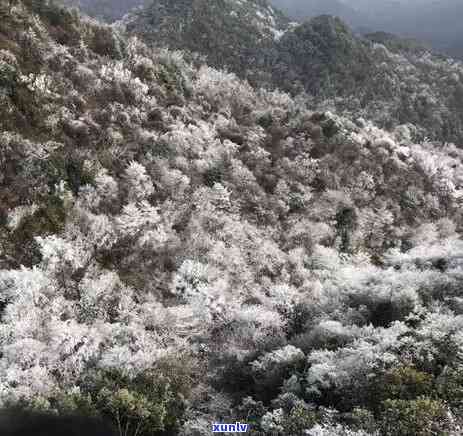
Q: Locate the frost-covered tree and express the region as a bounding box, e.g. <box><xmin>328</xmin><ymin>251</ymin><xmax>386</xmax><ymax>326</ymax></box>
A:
<box><xmin>2</xmin><ymin>1</ymin><xmax>463</xmax><ymax>434</ymax></box>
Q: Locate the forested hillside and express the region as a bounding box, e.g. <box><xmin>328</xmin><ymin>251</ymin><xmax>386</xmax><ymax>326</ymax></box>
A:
<box><xmin>271</xmin><ymin>0</ymin><xmax>463</xmax><ymax>60</ymax></box>
<box><xmin>125</xmin><ymin>0</ymin><xmax>463</xmax><ymax>145</ymax></box>
<box><xmin>125</xmin><ymin>0</ymin><xmax>289</xmax><ymax>87</ymax></box>
<box><xmin>270</xmin><ymin>0</ymin><xmax>365</xmax><ymax>28</ymax></box>
<box><xmin>62</xmin><ymin>0</ymin><xmax>463</xmax><ymax>61</ymax></box>
<box><xmin>2</xmin><ymin>0</ymin><xmax>463</xmax><ymax>435</ymax></box>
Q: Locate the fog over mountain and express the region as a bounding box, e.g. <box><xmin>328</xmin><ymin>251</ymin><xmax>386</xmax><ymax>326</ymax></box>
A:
<box><xmin>65</xmin><ymin>0</ymin><xmax>463</xmax><ymax>59</ymax></box>
<box><xmin>270</xmin><ymin>0</ymin><xmax>463</xmax><ymax>59</ymax></box>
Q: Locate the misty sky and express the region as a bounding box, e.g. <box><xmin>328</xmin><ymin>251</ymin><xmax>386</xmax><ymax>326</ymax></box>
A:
<box><xmin>270</xmin><ymin>0</ymin><xmax>463</xmax><ymax>58</ymax></box>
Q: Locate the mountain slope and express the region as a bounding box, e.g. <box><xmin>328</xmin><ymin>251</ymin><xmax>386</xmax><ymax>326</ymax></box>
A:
<box><xmin>274</xmin><ymin>15</ymin><xmax>374</xmax><ymax>96</ymax></box>
<box><xmin>126</xmin><ymin>0</ymin><xmax>288</xmax><ymax>85</ymax></box>
<box><xmin>272</xmin><ymin>0</ymin><xmax>463</xmax><ymax>60</ymax></box>
<box><xmin>271</xmin><ymin>0</ymin><xmax>367</xmax><ymax>28</ymax></box>
<box><xmin>3</xmin><ymin>1</ymin><xmax>463</xmax><ymax>435</ymax></box>
<box><xmin>125</xmin><ymin>0</ymin><xmax>463</xmax><ymax>145</ymax></box>
<box><xmin>62</xmin><ymin>0</ymin><xmax>146</xmax><ymax>22</ymax></box>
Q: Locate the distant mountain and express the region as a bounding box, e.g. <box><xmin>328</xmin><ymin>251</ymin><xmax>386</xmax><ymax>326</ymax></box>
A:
<box><xmin>125</xmin><ymin>0</ymin><xmax>463</xmax><ymax>144</ymax></box>
<box><xmin>67</xmin><ymin>0</ymin><xmax>463</xmax><ymax>61</ymax></box>
<box><xmin>275</xmin><ymin>15</ymin><xmax>374</xmax><ymax>96</ymax></box>
<box><xmin>125</xmin><ymin>0</ymin><xmax>289</xmax><ymax>85</ymax></box>
<box><xmin>401</xmin><ymin>0</ymin><xmax>463</xmax><ymax>59</ymax></box>
<box><xmin>62</xmin><ymin>0</ymin><xmax>146</xmax><ymax>21</ymax></box>
<box><xmin>270</xmin><ymin>0</ymin><xmax>367</xmax><ymax>28</ymax></box>
<box><xmin>271</xmin><ymin>0</ymin><xmax>463</xmax><ymax>60</ymax></box>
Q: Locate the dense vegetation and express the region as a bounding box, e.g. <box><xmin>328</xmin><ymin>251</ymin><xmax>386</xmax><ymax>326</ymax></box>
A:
<box><xmin>2</xmin><ymin>0</ymin><xmax>463</xmax><ymax>435</ymax></box>
<box><xmin>65</xmin><ymin>0</ymin><xmax>463</xmax><ymax>61</ymax></box>
<box><xmin>125</xmin><ymin>0</ymin><xmax>463</xmax><ymax>146</ymax></box>
<box><xmin>62</xmin><ymin>0</ymin><xmax>148</xmax><ymax>22</ymax></box>
<box><xmin>270</xmin><ymin>0</ymin><xmax>366</xmax><ymax>30</ymax></box>
<box><xmin>125</xmin><ymin>0</ymin><xmax>288</xmax><ymax>87</ymax></box>
<box><xmin>271</xmin><ymin>0</ymin><xmax>463</xmax><ymax>60</ymax></box>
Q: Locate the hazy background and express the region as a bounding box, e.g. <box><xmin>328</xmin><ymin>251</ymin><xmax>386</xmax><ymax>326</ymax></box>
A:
<box><xmin>270</xmin><ymin>0</ymin><xmax>463</xmax><ymax>58</ymax></box>
<box><xmin>66</xmin><ymin>0</ymin><xmax>463</xmax><ymax>59</ymax></box>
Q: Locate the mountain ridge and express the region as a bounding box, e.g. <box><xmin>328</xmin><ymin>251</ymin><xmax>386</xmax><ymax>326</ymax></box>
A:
<box><xmin>124</xmin><ymin>0</ymin><xmax>463</xmax><ymax>145</ymax></box>
<box><xmin>125</xmin><ymin>0</ymin><xmax>289</xmax><ymax>85</ymax></box>
<box><xmin>271</xmin><ymin>0</ymin><xmax>463</xmax><ymax>60</ymax></box>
